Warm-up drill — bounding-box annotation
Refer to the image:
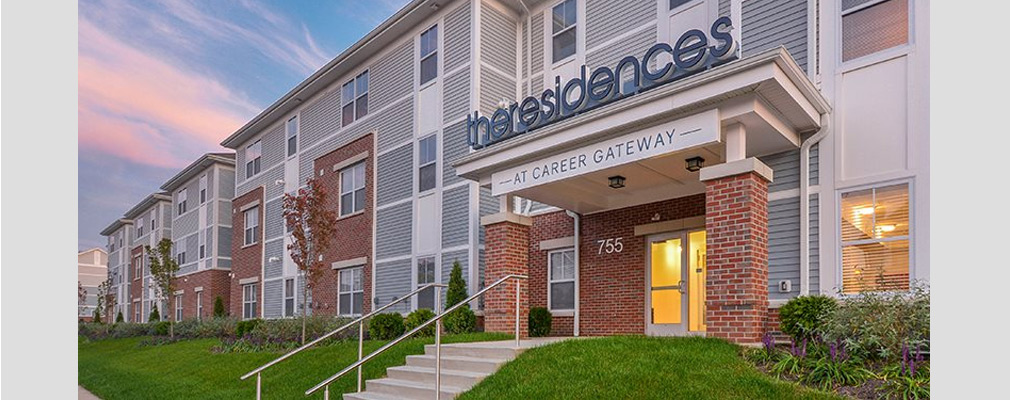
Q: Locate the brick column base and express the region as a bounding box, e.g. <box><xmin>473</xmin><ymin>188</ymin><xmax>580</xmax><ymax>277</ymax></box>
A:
<box><xmin>482</xmin><ymin>214</ymin><xmax>530</xmax><ymax>338</ymax></box>
<box><xmin>702</xmin><ymin>163</ymin><xmax>771</xmax><ymax>344</ymax></box>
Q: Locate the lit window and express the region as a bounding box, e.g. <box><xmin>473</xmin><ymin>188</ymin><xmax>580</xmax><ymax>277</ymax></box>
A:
<box><xmin>284</xmin><ymin>278</ymin><xmax>296</xmax><ymax>317</ymax></box>
<box><xmin>840</xmin><ymin>183</ymin><xmax>911</xmax><ymax>293</ymax></box>
<box><xmin>244</xmin><ymin>206</ymin><xmax>260</xmax><ymax>246</ymax></box>
<box><xmin>552</xmin><ymin>0</ymin><xmax>577</xmax><ymax>63</ymax></box>
<box><xmin>418</xmin><ymin>135</ymin><xmax>437</xmax><ymax>192</ymax></box>
<box><xmin>199</xmin><ymin>174</ymin><xmax>208</xmax><ymax>204</ymax></box>
<box><xmin>420</xmin><ymin>25</ymin><xmax>438</xmax><ymax>84</ymax></box>
<box><xmin>339</xmin><ymin>162</ymin><xmax>366</xmax><ymax>216</ymax></box>
<box><xmin>178</xmin><ymin>189</ymin><xmax>188</xmax><ymax>216</ymax></box>
<box><xmin>342</xmin><ymin>71</ymin><xmax>369</xmax><ymax>126</ymax></box>
<box><xmin>175</xmin><ymin>294</ymin><xmax>183</xmax><ymax>321</ymax></box>
<box><xmin>245</xmin><ymin>141</ymin><xmax>262</xmax><ymax>179</ymax></box>
<box><xmin>243</xmin><ymin>283</ymin><xmax>258</xmax><ymax>320</ymax></box>
<box><xmin>338</xmin><ymin>267</ymin><xmax>364</xmax><ymax>316</ymax></box>
<box><xmin>842</xmin><ymin>0</ymin><xmax>908</xmax><ymax>62</ymax></box>
<box><xmin>416</xmin><ymin>257</ymin><xmax>436</xmax><ymax>310</ymax></box>
<box><xmin>549</xmin><ymin>249</ymin><xmax>575</xmax><ymax>310</ymax></box>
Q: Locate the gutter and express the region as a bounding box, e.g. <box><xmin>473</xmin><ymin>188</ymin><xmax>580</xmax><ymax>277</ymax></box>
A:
<box><xmin>565</xmin><ymin>210</ymin><xmax>580</xmax><ymax>336</ymax></box>
<box><xmin>799</xmin><ymin>113</ymin><xmax>830</xmax><ymax>295</ymax></box>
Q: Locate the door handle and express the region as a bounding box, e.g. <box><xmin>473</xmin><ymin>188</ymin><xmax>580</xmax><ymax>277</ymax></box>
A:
<box><xmin>677</xmin><ymin>280</ymin><xmax>686</xmax><ymax>294</ymax></box>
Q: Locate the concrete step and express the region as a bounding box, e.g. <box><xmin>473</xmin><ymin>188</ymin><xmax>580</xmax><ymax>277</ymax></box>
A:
<box><xmin>364</xmin><ymin>378</ymin><xmax>463</xmax><ymax>399</ymax></box>
<box><xmin>423</xmin><ymin>343</ymin><xmax>520</xmax><ymax>360</ymax></box>
<box><xmin>386</xmin><ymin>365</ymin><xmax>489</xmax><ymax>389</ymax></box>
<box><xmin>405</xmin><ymin>354</ymin><xmax>508</xmax><ymax>374</ymax></box>
<box><xmin>341</xmin><ymin>391</ymin><xmax>402</xmax><ymax>400</ymax></box>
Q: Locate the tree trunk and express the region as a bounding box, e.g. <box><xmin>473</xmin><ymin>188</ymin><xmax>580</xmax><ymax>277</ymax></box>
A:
<box><xmin>301</xmin><ymin>281</ymin><xmax>308</xmax><ymax>345</ymax></box>
<box><xmin>169</xmin><ymin>295</ymin><xmax>175</xmax><ymax>339</ymax></box>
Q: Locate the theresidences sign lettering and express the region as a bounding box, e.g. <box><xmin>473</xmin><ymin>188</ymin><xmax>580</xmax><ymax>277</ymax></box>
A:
<box><xmin>467</xmin><ymin>17</ymin><xmax>737</xmax><ymax>150</ymax></box>
<box><xmin>490</xmin><ymin>109</ymin><xmax>719</xmax><ymax>196</ymax></box>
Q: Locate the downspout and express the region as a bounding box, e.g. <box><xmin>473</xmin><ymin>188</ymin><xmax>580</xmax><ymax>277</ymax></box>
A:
<box><xmin>565</xmin><ymin>210</ymin><xmax>580</xmax><ymax>337</ymax></box>
<box><xmin>800</xmin><ymin>114</ymin><xmax>830</xmax><ymax>296</ymax></box>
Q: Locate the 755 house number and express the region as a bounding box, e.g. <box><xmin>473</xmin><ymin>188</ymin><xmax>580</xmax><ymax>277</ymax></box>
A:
<box><xmin>596</xmin><ymin>238</ymin><xmax>623</xmax><ymax>254</ymax></box>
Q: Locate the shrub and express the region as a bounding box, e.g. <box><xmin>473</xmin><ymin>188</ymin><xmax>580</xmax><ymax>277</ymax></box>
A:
<box><xmin>779</xmin><ymin>295</ymin><xmax>836</xmax><ymax>341</ymax></box>
<box><xmin>405</xmin><ymin>309</ymin><xmax>436</xmax><ymax>337</ymax></box>
<box><xmin>822</xmin><ymin>282</ymin><xmax>930</xmax><ymax>361</ymax></box>
<box><xmin>213</xmin><ymin>296</ymin><xmax>227</xmax><ymax>318</ymax></box>
<box><xmin>116</xmin><ymin>311</ymin><xmax>124</xmax><ymax>323</ymax></box>
<box><xmin>528</xmin><ymin>307</ymin><xmax>552</xmax><ymax>337</ymax></box>
<box><xmin>236</xmin><ymin>319</ymin><xmax>262</xmax><ymax>337</ymax></box>
<box><xmin>249</xmin><ymin>315</ymin><xmax>354</xmax><ymax>344</ymax></box>
<box><xmin>800</xmin><ymin>357</ymin><xmax>870</xmax><ymax>390</ymax></box>
<box><xmin>152</xmin><ymin>321</ymin><xmax>172</xmax><ymax>336</ymax></box>
<box><xmin>446</xmin><ymin>261</ymin><xmax>468</xmax><ymax>307</ymax></box>
<box><xmin>78</xmin><ymin>322</ymin><xmax>112</xmax><ymax>340</ymax></box>
<box><xmin>443</xmin><ymin>262</ymin><xmax>476</xmax><ymax>334</ymax></box>
<box><xmin>93</xmin><ymin>308</ymin><xmax>103</xmax><ymax>324</ymax></box>
<box><xmin>112</xmin><ymin>322</ymin><xmax>154</xmax><ymax>339</ymax></box>
<box><xmin>369</xmin><ymin>313</ymin><xmax>405</xmax><ymax>340</ymax></box>
<box><xmin>149</xmin><ymin>305</ymin><xmax>161</xmax><ymax>322</ymax></box>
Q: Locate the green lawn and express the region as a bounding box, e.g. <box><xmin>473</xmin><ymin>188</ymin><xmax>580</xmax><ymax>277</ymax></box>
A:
<box><xmin>459</xmin><ymin>336</ymin><xmax>842</xmax><ymax>400</ymax></box>
<box><xmin>78</xmin><ymin>332</ymin><xmax>510</xmax><ymax>399</ymax></box>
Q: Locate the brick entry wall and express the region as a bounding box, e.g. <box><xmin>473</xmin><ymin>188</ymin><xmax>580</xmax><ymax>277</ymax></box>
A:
<box><xmin>174</xmin><ymin>270</ymin><xmax>230</xmax><ymax>320</ymax></box>
<box><xmin>528</xmin><ymin>211</ymin><xmax>575</xmax><ymax>336</ymax></box>
<box><xmin>129</xmin><ymin>246</ymin><xmax>144</xmax><ymax>322</ymax></box>
<box><xmin>231</xmin><ymin>186</ymin><xmax>264</xmax><ymax>318</ymax></box>
<box><xmin>483</xmin><ymin>218</ymin><xmax>530</xmax><ymax>338</ymax></box>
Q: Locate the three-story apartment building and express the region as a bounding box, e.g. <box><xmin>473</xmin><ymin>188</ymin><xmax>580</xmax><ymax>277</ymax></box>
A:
<box><xmin>99</xmin><ymin>219</ymin><xmax>133</xmax><ymax>321</ymax></box>
<box><xmin>121</xmin><ymin>193</ymin><xmax>173</xmax><ymax>322</ymax></box>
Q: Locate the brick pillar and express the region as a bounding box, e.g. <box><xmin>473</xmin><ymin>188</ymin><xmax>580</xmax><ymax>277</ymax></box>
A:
<box><xmin>701</xmin><ymin>159</ymin><xmax>771</xmax><ymax>344</ymax></box>
<box><xmin>482</xmin><ymin>215</ymin><xmax>531</xmax><ymax>338</ymax></box>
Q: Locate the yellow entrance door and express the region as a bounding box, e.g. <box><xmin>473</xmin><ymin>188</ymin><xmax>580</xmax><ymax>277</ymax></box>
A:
<box><xmin>650</xmin><ymin>238</ymin><xmax>683</xmax><ymax>325</ymax></box>
<box><xmin>647</xmin><ymin>230</ymin><xmax>706</xmax><ymax>336</ymax></box>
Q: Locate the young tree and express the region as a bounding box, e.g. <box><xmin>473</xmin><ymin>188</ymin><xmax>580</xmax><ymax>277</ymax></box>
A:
<box><xmin>213</xmin><ymin>296</ymin><xmax>227</xmax><ymax>318</ymax></box>
<box><xmin>78</xmin><ymin>281</ymin><xmax>88</xmax><ymax>320</ymax></box>
<box><xmin>283</xmin><ymin>176</ymin><xmax>337</xmax><ymax>345</ymax></box>
<box><xmin>146</xmin><ymin>238</ymin><xmax>180</xmax><ymax>338</ymax></box>
<box><xmin>444</xmin><ymin>261</ymin><xmax>476</xmax><ymax>334</ymax></box>
<box><xmin>116</xmin><ymin>311</ymin><xmax>124</xmax><ymax>323</ymax></box>
<box><xmin>96</xmin><ymin>278</ymin><xmax>114</xmax><ymax>324</ymax></box>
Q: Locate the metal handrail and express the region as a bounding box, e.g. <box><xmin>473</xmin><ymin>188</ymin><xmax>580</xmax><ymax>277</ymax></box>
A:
<box><xmin>305</xmin><ymin>273</ymin><xmax>528</xmax><ymax>398</ymax></box>
<box><xmin>240</xmin><ymin>282</ymin><xmax>447</xmax><ymax>399</ymax></box>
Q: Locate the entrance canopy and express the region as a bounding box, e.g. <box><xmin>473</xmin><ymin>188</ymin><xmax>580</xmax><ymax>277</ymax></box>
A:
<box><xmin>454</xmin><ymin>48</ymin><xmax>830</xmax><ymax>214</ymax></box>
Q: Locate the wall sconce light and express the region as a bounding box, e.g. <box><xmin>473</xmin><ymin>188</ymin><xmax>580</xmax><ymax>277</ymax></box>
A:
<box><xmin>274</xmin><ymin>179</ymin><xmax>285</xmax><ymax>186</ymax></box>
<box><xmin>685</xmin><ymin>156</ymin><xmax>705</xmax><ymax>172</ymax></box>
<box><xmin>608</xmin><ymin>175</ymin><xmax>626</xmax><ymax>189</ymax></box>
<box><xmin>268</xmin><ymin>256</ymin><xmax>280</xmax><ymax>263</ymax></box>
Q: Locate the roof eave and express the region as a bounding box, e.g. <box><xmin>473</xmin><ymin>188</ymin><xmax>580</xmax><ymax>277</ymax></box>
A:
<box><xmin>161</xmin><ymin>153</ymin><xmax>236</xmax><ymax>192</ymax></box>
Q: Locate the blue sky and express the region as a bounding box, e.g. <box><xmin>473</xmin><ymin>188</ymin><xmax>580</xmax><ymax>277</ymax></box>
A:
<box><xmin>78</xmin><ymin>0</ymin><xmax>411</xmax><ymax>251</ymax></box>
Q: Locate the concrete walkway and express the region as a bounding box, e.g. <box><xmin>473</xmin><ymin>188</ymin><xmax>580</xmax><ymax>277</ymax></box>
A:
<box><xmin>79</xmin><ymin>386</ymin><xmax>100</xmax><ymax>400</ymax></box>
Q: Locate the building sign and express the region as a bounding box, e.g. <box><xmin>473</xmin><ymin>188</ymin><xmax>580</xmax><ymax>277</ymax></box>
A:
<box><xmin>491</xmin><ymin>109</ymin><xmax>719</xmax><ymax>196</ymax></box>
<box><xmin>467</xmin><ymin>17</ymin><xmax>737</xmax><ymax>150</ymax></box>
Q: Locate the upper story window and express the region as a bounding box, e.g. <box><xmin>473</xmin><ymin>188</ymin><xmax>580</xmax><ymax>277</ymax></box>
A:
<box><xmin>134</xmin><ymin>255</ymin><xmax>142</xmax><ymax>280</ymax></box>
<box><xmin>669</xmin><ymin>0</ymin><xmax>693</xmax><ymax>10</ymax></box>
<box><xmin>137</xmin><ymin>218</ymin><xmax>144</xmax><ymax>237</ymax></box>
<box><xmin>551</xmin><ymin>0</ymin><xmax>577</xmax><ymax>63</ymax></box>
<box><xmin>199</xmin><ymin>175</ymin><xmax>208</xmax><ymax>204</ymax></box>
<box><xmin>549</xmin><ymin>249</ymin><xmax>576</xmax><ymax>310</ymax></box>
<box><xmin>840</xmin><ymin>182</ymin><xmax>911</xmax><ymax>293</ymax></box>
<box><xmin>841</xmin><ymin>0</ymin><xmax>908</xmax><ymax>62</ymax></box>
<box><xmin>286</xmin><ymin>116</ymin><xmax>299</xmax><ymax>157</ymax></box>
<box><xmin>418</xmin><ymin>135</ymin><xmax>437</xmax><ymax>192</ymax></box>
<box><xmin>245</xmin><ymin>140</ymin><xmax>262</xmax><ymax>179</ymax></box>
<box><xmin>244</xmin><ymin>206</ymin><xmax>260</xmax><ymax>246</ymax></box>
<box><xmin>150</xmin><ymin>211</ymin><xmax>156</xmax><ymax>233</ymax></box>
<box><xmin>176</xmin><ymin>240</ymin><xmax>186</xmax><ymax>265</ymax></box>
<box><xmin>338</xmin><ymin>267</ymin><xmax>364</xmax><ymax>316</ymax></box>
<box><xmin>341</xmin><ymin>71</ymin><xmax>369</xmax><ymax>126</ymax></box>
<box><xmin>177</xmin><ymin>189</ymin><xmax>188</xmax><ymax>216</ymax></box>
<box><xmin>416</xmin><ymin>257</ymin><xmax>436</xmax><ymax>310</ymax></box>
<box><xmin>339</xmin><ymin>162</ymin><xmax>366</xmax><ymax>216</ymax></box>
<box><xmin>419</xmin><ymin>25</ymin><xmax>438</xmax><ymax>85</ymax></box>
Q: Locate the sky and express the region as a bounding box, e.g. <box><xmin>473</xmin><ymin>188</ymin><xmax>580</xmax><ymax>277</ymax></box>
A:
<box><xmin>78</xmin><ymin>0</ymin><xmax>411</xmax><ymax>251</ymax></box>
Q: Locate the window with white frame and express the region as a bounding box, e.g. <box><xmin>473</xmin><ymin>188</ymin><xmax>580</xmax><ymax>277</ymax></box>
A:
<box><xmin>549</xmin><ymin>249</ymin><xmax>576</xmax><ymax>310</ymax></box>
<box><xmin>551</xmin><ymin>0</ymin><xmax>577</xmax><ymax>63</ymax></box>
<box><xmin>244</xmin><ymin>206</ymin><xmax>260</xmax><ymax>246</ymax></box>
<box><xmin>199</xmin><ymin>231</ymin><xmax>206</xmax><ymax>260</ymax></box>
<box><xmin>341</xmin><ymin>71</ymin><xmax>369</xmax><ymax>126</ymax></box>
<box><xmin>245</xmin><ymin>140</ymin><xmax>262</xmax><ymax>178</ymax></box>
<box><xmin>669</xmin><ymin>0</ymin><xmax>693</xmax><ymax>10</ymax></box>
<box><xmin>284</xmin><ymin>278</ymin><xmax>296</xmax><ymax>317</ymax></box>
<box><xmin>175</xmin><ymin>294</ymin><xmax>183</xmax><ymax>321</ymax></box>
<box><xmin>839</xmin><ymin>182</ymin><xmax>911</xmax><ymax>293</ymax></box>
<box><xmin>150</xmin><ymin>211</ymin><xmax>156</xmax><ymax>232</ymax></box>
<box><xmin>841</xmin><ymin>0</ymin><xmax>908</xmax><ymax>62</ymax></box>
<box><xmin>178</xmin><ymin>189</ymin><xmax>188</xmax><ymax>215</ymax></box>
<box><xmin>196</xmin><ymin>291</ymin><xmax>203</xmax><ymax>321</ymax></box>
<box><xmin>338</xmin><ymin>267</ymin><xmax>364</xmax><ymax>316</ymax></box>
<box><xmin>176</xmin><ymin>240</ymin><xmax>186</xmax><ymax>265</ymax></box>
<box><xmin>134</xmin><ymin>255</ymin><xmax>142</xmax><ymax>280</ymax></box>
<box><xmin>339</xmin><ymin>162</ymin><xmax>366</xmax><ymax>216</ymax></box>
<box><xmin>137</xmin><ymin>218</ymin><xmax>144</xmax><ymax>237</ymax></box>
<box><xmin>199</xmin><ymin>174</ymin><xmax>208</xmax><ymax>204</ymax></box>
<box><xmin>419</xmin><ymin>25</ymin><xmax>438</xmax><ymax>84</ymax></box>
<box><xmin>416</xmin><ymin>257</ymin><xmax>436</xmax><ymax>310</ymax></box>
<box><xmin>418</xmin><ymin>135</ymin><xmax>437</xmax><ymax>192</ymax></box>
<box><xmin>286</xmin><ymin>116</ymin><xmax>299</xmax><ymax>156</ymax></box>
<box><xmin>243</xmin><ymin>283</ymin><xmax>258</xmax><ymax>320</ymax></box>
<box><xmin>134</xmin><ymin>301</ymin><xmax>140</xmax><ymax>322</ymax></box>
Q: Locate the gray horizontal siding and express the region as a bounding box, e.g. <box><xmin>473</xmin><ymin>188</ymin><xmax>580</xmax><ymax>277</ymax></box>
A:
<box><xmin>760</xmin><ymin>149</ymin><xmax>800</xmax><ymax>192</ymax></box>
<box><xmin>443</xmin><ymin>70</ymin><xmax>470</xmax><ymax>123</ymax></box>
<box><xmin>441</xmin><ymin>185</ymin><xmax>469</xmax><ymax>248</ymax></box>
<box><xmin>809</xmin><ymin>193</ymin><xmax>820</xmax><ymax>294</ymax></box>
<box><xmin>767</xmin><ymin>193</ymin><xmax>820</xmax><ymax>300</ymax></box>
<box><xmin>263</xmin><ymin>279</ymin><xmax>283</xmax><ymax>319</ymax></box>
<box><xmin>217</xmin><ymin>226</ymin><xmax>232</xmax><ymax>258</ymax></box>
<box><xmin>719</xmin><ymin>0</ymin><xmax>730</xmax><ymax>17</ymax></box>
<box><xmin>478</xmin><ymin>186</ymin><xmax>498</xmax><ymax>244</ymax></box>
<box><xmin>478</xmin><ymin>249</ymin><xmax>486</xmax><ymax>310</ymax></box>
<box><xmin>264</xmin><ymin>198</ymin><xmax>284</xmax><ymax>240</ymax></box>
<box><xmin>217</xmin><ymin>200</ymin><xmax>231</xmax><ymax>226</ymax></box>
<box><xmin>205</xmin><ymin>227</ymin><xmax>214</xmax><ymax>262</ymax></box>
<box><xmin>219</xmin><ymin>169</ymin><xmax>236</xmax><ymax>200</ymax></box>
<box><xmin>586</xmin><ymin>23</ymin><xmax>656</xmax><ymax>70</ymax></box>
<box><xmin>479</xmin><ymin>68</ymin><xmax>516</xmax><ymax>116</ymax></box>
<box><xmin>375</xmin><ymin>259</ymin><xmax>412</xmax><ymax>314</ymax></box>
<box><xmin>301</xmin><ymin>88</ymin><xmax>342</xmax><ymax>149</ymax></box>
<box><xmin>376</xmin><ymin>143</ymin><xmax>413</xmax><ymax>206</ymax></box>
<box><xmin>742</xmin><ymin>0</ymin><xmax>807</xmax><ymax>71</ymax></box>
<box><xmin>586</xmin><ymin>0</ymin><xmax>656</xmax><ymax>50</ymax></box>
<box><xmin>236</xmin><ymin>164</ymin><xmax>282</xmax><ymax>201</ymax></box>
<box><xmin>444</xmin><ymin>1</ymin><xmax>471</xmax><ymax>72</ymax></box>
<box><xmin>480</xmin><ymin>3</ymin><xmax>517</xmax><ymax>76</ymax></box>
<box><xmin>186</xmin><ymin>233</ymin><xmax>199</xmax><ymax>264</ymax></box>
<box><xmin>371</xmin><ymin>41</ymin><xmax>414</xmax><ymax>112</ymax></box>
<box><xmin>375</xmin><ymin>97</ymin><xmax>415</xmax><ymax>152</ymax></box>
<box><xmin>262</xmin><ymin>124</ymin><xmax>285</xmax><ymax>171</ymax></box>
<box><xmin>442</xmin><ymin>121</ymin><xmax>469</xmax><ymax>186</ymax></box>
<box><xmin>376</xmin><ymin>202</ymin><xmax>413</xmax><ymax>259</ymax></box>
<box><xmin>530</xmin><ymin>13</ymin><xmax>543</xmax><ymax>74</ymax></box>
<box><xmin>219</xmin><ymin>258</ymin><xmax>232</xmax><ymax>270</ymax></box>
<box><xmin>264</xmin><ymin>240</ymin><xmax>284</xmax><ymax>279</ymax></box>
<box><xmin>521</xmin><ymin>19</ymin><xmax>528</xmax><ymax>80</ymax></box>
<box><xmin>173</xmin><ymin>209</ymin><xmax>199</xmax><ymax>238</ymax></box>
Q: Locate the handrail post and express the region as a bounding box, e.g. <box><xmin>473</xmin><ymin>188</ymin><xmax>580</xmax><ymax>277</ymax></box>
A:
<box><xmin>435</xmin><ymin>285</ymin><xmax>442</xmax><ymax>400</ymax></box>
<box><xmin>357</xmin><ymin>320</ymin><xmax>364</xmax><ymax>392</ymax></box>
<box><xmin>324</xmin><ymin>385</ymin><xmax>329</xmax><ymax>400</ymax></box>
<box><xmin>515</xmin><ymin>277</ymin><xmax>520</xmax><ymax>348</ymax></box>
<box><xmin>256</xmin><ymin>372</ymin><xmax>261</xmax><ymax>400</ymax></box>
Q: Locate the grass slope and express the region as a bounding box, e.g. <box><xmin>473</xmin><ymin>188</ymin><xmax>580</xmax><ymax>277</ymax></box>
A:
<box><xmin>460</xmin><ymin>336</ymin><xmax>841</xmax><ymax>400</ymax></box>
<box><xmin>78</xmin><ymin>333</ymin><xmax>509</xmax><ymax>399</ymax></box>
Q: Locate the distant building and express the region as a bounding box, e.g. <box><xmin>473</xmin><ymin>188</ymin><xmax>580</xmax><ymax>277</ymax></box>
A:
<box><xmin>78</xmin><ymin>248</ymin><xmax>108</xmax><ymax>322</ymax></box>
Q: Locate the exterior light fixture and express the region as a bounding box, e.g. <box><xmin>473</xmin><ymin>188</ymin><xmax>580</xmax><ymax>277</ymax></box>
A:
<box><xmin>608</xmin><ymin>175</ymin><xmax>626</xmax><ymax>189</ymax></box>
<box><xmin>685</xmin><ymin>156</ymin><xmax>705</xmax><ymax>172</ymax></box>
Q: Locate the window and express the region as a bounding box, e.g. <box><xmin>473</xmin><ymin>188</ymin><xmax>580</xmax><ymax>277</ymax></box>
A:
<box><xmin>175</xmin><ymin>294</ymin><xmax>183</xmax><ymax>321</ymax></box>
<box><xmin>245</xmin><ymin>141</ymin><xmax>262</xmax><ymax>178</ymax></box>
<box><xmin>243</xmin><ymin>283</ymin><xmax>258</xmax><ymax>320</ymax></box>
<box><xmin>196</xmin><ymin>292</ymin><xmax>203</xmax><ymax>321</ymax></box>
<box><xmin>416</xmin><ymin>257</ymin><xmax>436</xmax><ymax>310</ymax></box>
<box><xmin>341</xmin><ymin>71</ymin><xmax>369</xmax><ymax>125</ymax></box>
<box><xmin>137</xmin><ymin>218</ymin><xmax>144</xmax><ymax>237</ymax></box>
<box><xmin>244</xmin><ymin>206</ymin><xmax>260</xmax><ymax>246</ymax></box>
<box><xmin>284</xmin><ymin>279</ymin><xmax>296</xmax><ymax>317</ymax></box>
<box><xmin>176</xmin><ymin>240</ymin><xmax>186</xmax><ymax>265</ymax></box>
<box><xmin>338</xmin><ymin>268</ymin><xmax>364</xmax><ymax>316</ymax></box>
<box><xmin>151</xmin><ymin>211</ymin><xmax>156</xmax><ymax>232</ymax></box>
<box><xmin>549</xmin><ymin>249</ymin><xmax>576</xmax><ymax>310</ymax></box>
<box><xmin>199</xmin><ymin>174</ymin><xmax>208</xmax><ymax>204</ymax></box>
<box><xmin>842</xmin><ymin>0</ymin><xmax>908</xmax><ymax>62</ymax></box>
<box><xmin>286</xmin><ymin>116</ymin><xmax>299</xmax><ymax>157</ymax></box>
<box><xmin>134</xmin><ymin>255</ymin><xmax>142</xmax><ymax>280</ymax></box>
<box><xmin>552</xmin><ymin>0</ymin><xmax>577</xmax><ymax>63</ymax></box>
<box><xmin>339</xmin><ymin>162</ymin><xmax>366</xmax><ymax>216</ymax></box>
<box><xmin>669</xmin><ymin>0</ymin><xmax>693</xmax><ymax>10</ymax></box>
<box><xmin>178</xmin><ymin>189</ymin><xmax>188</xmax><ymax>215</ymax></box>
<box><xmin>199</xmin><ymin>231</ymin><xmax>206</xmax><ymax>259</ymax></box>
<box><xmin>418</xmin><ymin>135</ymin><xmax>437</xmax><ymax>192</ymax></box>
<box><xmin>419</xmin><ymin>25</ymin><xmax>438</xmax><ymax>84</ymax></box>
<box><xmin>840</xmin><ymin>183</ymin><xmax>910</xmax><ymax>293</ymax></box>
<box><xmin>134</xmin><ymin>302</ymin><xmax>140</xmax><ymax>322</ymax></box>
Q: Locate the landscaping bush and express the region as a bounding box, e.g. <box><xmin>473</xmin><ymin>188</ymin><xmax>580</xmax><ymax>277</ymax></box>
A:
<box><xmin>443</xmin><ymin>261</ymin><xmax>476</xmax><ymax>334</ymax></box>
<box><xmin>149</xmin><ymin>305</ymin><xmax>161</xmax><ymax>322</ymax></box>
<box><xmin>778</xmin><ymin>295</ymin><xmax>837</xmax><ymax>341</ymax></box>
<box><xmin>78</xmin><ymin>322</ymin><xmax>112</xmax><ymax>340</ymax></box>
<box><xmin>236</xmin><ymin>319</ymin><xmax>262</xmax><ymax>337</ymax></box>
<box><xmin>213</xmin><ymin>296</ymin><xmax>227</xmax><ymax>318</ymax></box>
<box><xmin>822</xmin><ymin>282</ymin><xmax>930</xmax><ymax>361</ymax></box>
<box><xmin>116</xmin><ymin>311</ymin><xmax>124</xmax><ymax>323</ymax></box>
<box><xmin>152</xmin><ymin>321</ymin><xmax>171</xmax><ymax>336</ymax></box>
<box><xmin>528</xmin><ymin>307</ymin><xmax>552</xmax><ymax>337</ymax></box>
<box><xmin>369</xmin><ymin>313</ymin><xmax>405</xmax><ymax>340</ymax></box>
<box><xmin>93</xmin><ymin>308</ymin><xmax>103</xmax><ymax>324</ymax></box>
<box><xmin>405</xmin><ymin>309</ymin><xmax>436</xmax><ymax>337</ymax></box>
<box><xmin>248</xmin><ymin>315</ymin><xmax>354</xmax><ymax>344</ymax></box>
<box><xmin>111</xmin><ymin>322</ymin><xmax>154</xmax><ymax>339</ymax></box>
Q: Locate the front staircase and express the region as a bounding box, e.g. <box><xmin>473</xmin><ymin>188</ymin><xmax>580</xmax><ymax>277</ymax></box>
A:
<box><xmin>343</xmin><ymin>338</ymin><xmax>567</xmax><ymax>400</ymax></box>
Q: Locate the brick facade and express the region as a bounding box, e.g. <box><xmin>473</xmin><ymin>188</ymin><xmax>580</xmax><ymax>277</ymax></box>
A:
<box><xmin>231</xmin><ymin>186</ymin><xmax>264</xmax><ymax>318</ymax></box>
<box><xmin>173</xmin><ymin>269</ymin><xmax>230</xmax><ymax>320</ymax></box>
<box><xmin>311</xmin><ymin>133</ymin><xmax>374</xmax><ymax>316</ymax></box>
<box><xmin>528</xmin><ymin>211</ymin><xmax>575</xmax><ymax>336</ymax></box>
<box><xmin>483</xmin><ymin>218</ymin><xmax>530</xmax><ymax>338</ymax></box>
<box><xmin>703</xmin><ymin>171</ymin><xmax>770</xmax><ymax>344</ymax></box>
<box><xmin>129</xmin><ymin>245</ymin><xmax>144</xmax><ymax>322</ymax></box>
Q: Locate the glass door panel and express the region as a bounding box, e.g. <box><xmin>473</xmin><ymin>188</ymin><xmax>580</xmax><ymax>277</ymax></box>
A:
<box><xmin>650</xmin><ymin>238</ymin><xmax>683</xmax><ymax>324</ymax></box>
<box><xmin>688</xmin><ymin>230</ymin><xmax>707</xmax><ymax>332</ymax></box>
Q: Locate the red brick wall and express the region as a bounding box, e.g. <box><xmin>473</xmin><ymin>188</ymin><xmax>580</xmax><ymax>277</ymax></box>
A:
<box><xmin>311</xmin><ymin>133</ymin><xmax>374</xmax><ymax>316</ymax></box>
<box><xmin>765</xmin><ymin>307</ymin><xmax>788</xmax><ymax>342</ymax></box>
<box><xmin>173</xmin><ymin>270</ymin><xmax>230</xmax><ymax>320</ymax></box>
<box><xmin>231</xmin><ymin>186</ymin><xmax>264</xmax><ymax>318</ymax></box>
<box><xmin>483</xmin><ymin>219</ymin><xmax>530</xmax><ymax>337</ymax></box>
<box><xmin>129</xmin><ymin>246</ymin><xmax>144</xmax><ymax>322</ymax></box>
<box><xmin>528</xmin><ymin>210</ymin><xmax>574</xmax><ymax>335</ymax></box>
<box><xmin>704</xmin><ymin>172</ymin><xmax>770</xmax><ymax>344</ymax></box>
